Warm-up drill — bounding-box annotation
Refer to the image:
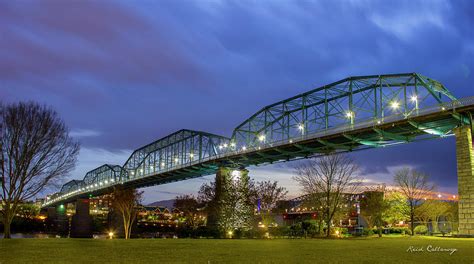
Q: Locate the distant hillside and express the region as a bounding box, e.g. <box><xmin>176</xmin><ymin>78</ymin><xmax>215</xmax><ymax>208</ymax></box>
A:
<box><xmin>147</xmin><ymin>199</ymin><xmax>175</xmax><ymax>209</ymax></box>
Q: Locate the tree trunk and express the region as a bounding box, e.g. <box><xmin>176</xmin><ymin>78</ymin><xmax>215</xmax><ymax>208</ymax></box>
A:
<box><xmin>326</xmin><ymin>219</ymin><xmax>331</xmax><ymax>237</ymax></box>
<box><xmin>3</xmin><ymin>220</ymin><xmax>12</xmax><ymax>239</ymax></box>
<box><xmin>410</xmin><ymin>212</ymin><xmax>414</xmax><ymax>236</ymax></box>
<box><xmin>123</xmin><ymin>214</ymin><xmax>129</xmax><ymax>239</ymax></box>
<box><xmin>2</xmin><ymin>211</ymin><xmax>13</xmax><ymax>239</ymax></box>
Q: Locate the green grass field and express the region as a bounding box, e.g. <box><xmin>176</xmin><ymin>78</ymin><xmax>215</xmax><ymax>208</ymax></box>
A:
<box><xmin>0</xmin><ymin>236</ymin><xmax>473</xmax><ymax>263</ymax></box>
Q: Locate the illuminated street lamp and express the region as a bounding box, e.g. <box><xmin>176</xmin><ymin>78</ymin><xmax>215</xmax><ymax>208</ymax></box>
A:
<box><xmin>298</xmin><ymin>123</ymin><xmax>304</xmax><ymax>132</ymax></box>
<box><xmin>346</xmin><ymin>111</ymin><xmax>354</xmax><ymax>125</ymax></box>
<box><xmin>411</xmin><ymin>95</ymin><xmax>418</xmax><ymax>111</ymax></box>
<box><xmin>390</xmin><ymin>101</ymin><xmax>400</xmax><ymax>110</ymax></box>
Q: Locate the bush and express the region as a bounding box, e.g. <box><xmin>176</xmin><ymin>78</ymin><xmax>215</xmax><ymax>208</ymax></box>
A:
<box><xmin>414</xmin><ymin>225</ymin><xmax>428</xmax><ymax>235</ymax></box>
<box><xmin>269</xmin><ymin>226</ymin><xmax>290</xmax><ymax>238</ymax></box>
<box><xmin>387</xmin><ymin>227</ymin><xmax>410</xmax><ymax>235</ymax></box>
<box><xmin>362</xmin><ymin>228</ymin><xmax>374</xmax><ymax>236</ymax></box>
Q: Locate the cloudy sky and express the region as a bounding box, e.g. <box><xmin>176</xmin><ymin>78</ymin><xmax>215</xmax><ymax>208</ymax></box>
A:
<box><xmin>1</xmin><ymin>0</ymin><xmax>473</xmax><ymax>203</ymax></box>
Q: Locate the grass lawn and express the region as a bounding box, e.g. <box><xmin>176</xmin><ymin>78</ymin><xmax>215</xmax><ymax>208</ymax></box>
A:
<box><xmin>0</xmin><ymin>236</ymin><xmax>473</xmax><ymax>263</ymax></box>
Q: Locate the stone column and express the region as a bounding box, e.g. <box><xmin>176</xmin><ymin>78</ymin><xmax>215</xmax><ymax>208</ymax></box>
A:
<box><xmin>70</xmin><ymin>199</ymin><xmax>93</xmax><ymax>238</ymax></box>
<box><xmin>55</xmin><ymin>204</ymin><xmax>69</xmax><ymax>237</ymax></box>
<box><xmin>454</xmin><ymin>126</ymin><xmax>474</xmax><ymax>236</ymax></box>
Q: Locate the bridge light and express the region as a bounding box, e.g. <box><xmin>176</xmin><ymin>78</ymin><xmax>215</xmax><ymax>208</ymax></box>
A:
<box><xmin>289</xmin><ymin>139</ymin><xmax>293</xmax><ymax>143</ymax></box>
<box><xmin>189</xmin><ymin>153</ymin><xmax>194</xmax><ymax>159</ymax></box>
<box><xmin>105</xmin><ymin>180</ymin><xmax>108</xmax><ymax>184</ymax></box>
<box><xmin>161</xmin><ymin>162</ymin><xmax>165</xmax><ymax>167</ymax></box>
<box><xmin>258</xmin><ymin>135</ymin><xmax>266</xmax><ymax>142</ymax></box>
<box><xmin>437</xmin><ymin>194</ymin><xmax>442</xmax><ymax>198</ymax></box>
<box><xmin>241</xmin><ymin>146</ymin><xmax>247</xmax><ymax>151</ymax></box>
<box><xmin>110</xmin><ymin>178</ymin><xmax>115</xmax><ymax>182</ymax></box>
<box><xmin>94</xmin><ymin>184</ymin><xmax>98</xmax><ymax>187</ymax></box>
<box><xmin>441</xmin><ymin>107</ymin><xmax>446</xmax><ymax>111</ymax></box>
<box><xmin>390</xmin><ymin>101</ymin><xmax>400</xmax><ymax>109</ymax></box>
<box><xmin>223</xmin><ymin>143</ymin><xmax>228</xmax><ymax>148</ymax></box>
<box><xmin>139</xmin><ymin>169</ymin><xmax>143</xmax><ymax>173</ymax></box>
<box><xmin>345</xmin><ymin>111</ymin><xmax>353</xmax><ymax>118</ymax></box>
<box><xmin>174</xmin><ymin>158</ymin><xmax>179</xmax><ymax>163</ymax></box>
<box><xmin>230</xmin><ymin>142</ymin><xmax>236</xmax><ymax>148</ymax></box>
<box><xmin>219</xmin><ymin>145</ymin><xmax>223</xmax><ymax>150</ymax></box>
<box><xmin>298</xmin><ymin>124</ymin><xmax>304</xmax><ymax>131</ymax></box>
<box><xmin>410</xmin><ymin>95</ymin><xmax>418</xmax><ymax>102</ymax></box>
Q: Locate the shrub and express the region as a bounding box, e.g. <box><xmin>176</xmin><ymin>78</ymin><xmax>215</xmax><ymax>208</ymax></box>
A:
<box><xmin>414</xmin><ymin>225</ymin><xmax>428</xmax><ymax>235</ymax></box>
<box><xmin>362</xmin><ymin>228</ymin><xmax>374</xmax><ymax>236</ymax></box>
<box><xmin>269</xmin><ymin>226</ymin><xmax>290</xmax><ymax>238</ymax></box>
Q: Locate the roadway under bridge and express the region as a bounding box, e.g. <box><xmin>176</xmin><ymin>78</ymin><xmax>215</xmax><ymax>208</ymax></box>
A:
<box><xmin>42</xmin><ymin>73</ymin><xmax>474</xmax><ymax>236</ymax></box>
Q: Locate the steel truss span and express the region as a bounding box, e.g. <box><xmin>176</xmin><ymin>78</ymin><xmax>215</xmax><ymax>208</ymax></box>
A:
<box><xmin>43</xmin><ymin>73</ymin><xmax>474</xmax><ymax>207</ymax></box>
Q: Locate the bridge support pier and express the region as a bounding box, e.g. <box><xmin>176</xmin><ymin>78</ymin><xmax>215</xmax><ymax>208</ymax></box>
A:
<box><xmin>46</xmin><ymin>205</ymin><xmax>68</xmax><ymax>237</ymax></box>
<box><xmin>70</xmin><ymin>199</ymin><xmax>93</xmax><ymax>238</ymax></box>
<box><xmin>454</xmin><ymin>126</ymin><xmax>474</xmax><ymax>236</ymax></box>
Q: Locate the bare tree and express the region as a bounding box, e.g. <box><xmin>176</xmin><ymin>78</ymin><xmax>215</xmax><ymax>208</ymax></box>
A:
<box><xmin>393</xmin><ymin>168</ymin><xmax>434</xmax><ymax>236</ymax></box>
<box><xmin>253</xmin><ymin>180</ymin><xmax>288</xmax><ymax>226</ymax></box>
<box><xmin>112</xmin><ymin>187</ymin><xmax>143</xmax><ymax>239</ymax></box>
<box><xmin>293</xmin><ymin>154</ymin><xmax>360</xmax><ymax>237</ymax></box>
<box><xmin>0</xmin><ymin>102</ymin><xmax>79</xmax><ymax>238</ymax></box>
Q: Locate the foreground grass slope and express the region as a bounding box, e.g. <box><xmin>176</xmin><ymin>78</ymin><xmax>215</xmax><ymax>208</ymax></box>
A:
<box><xmin>0</xmin><ymin>237</ymin><xmax>473</xmax><ymax>263</ymax></box>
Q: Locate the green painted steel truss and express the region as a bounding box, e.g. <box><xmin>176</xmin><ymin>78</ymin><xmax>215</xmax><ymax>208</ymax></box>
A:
<box><xmin>44</xmin><ymin>73</ymin><xmax>473</xmax><ymax>207</ymax></box>
<box><xmin>230</xmin><ymin>73</ymin><xmax>455</xmax><ymax>150</ymax></box>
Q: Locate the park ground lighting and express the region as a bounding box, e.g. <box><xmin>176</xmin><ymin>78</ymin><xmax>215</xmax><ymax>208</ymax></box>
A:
<box><xmin>108</xmin><ymin>231</ymin><xmax>114</xmax><ymax>239</ymax></box>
